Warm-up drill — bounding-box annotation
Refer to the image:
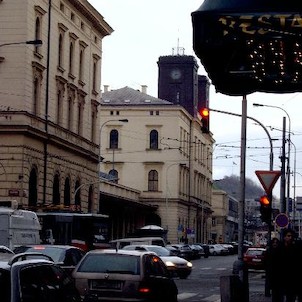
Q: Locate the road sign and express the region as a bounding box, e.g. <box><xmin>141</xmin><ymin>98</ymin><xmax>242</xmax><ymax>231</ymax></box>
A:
<box><xmin>255</xmin><ymin>170</ymin><xmax>281</xmax><ymax>195</ymax></box>
<box><xmin>275</xmin><ymin>213</ymin><xmax>289</xmax><ymax>228</ymax></box>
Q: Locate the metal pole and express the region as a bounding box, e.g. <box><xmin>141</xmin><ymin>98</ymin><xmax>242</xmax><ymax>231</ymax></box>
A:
<box><xmin>280</xmin><ymin>117</ymin><xmax>287</xmax><ymax>215</ymax></box>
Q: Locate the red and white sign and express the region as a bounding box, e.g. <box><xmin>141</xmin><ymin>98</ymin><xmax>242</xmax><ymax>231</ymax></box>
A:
<box><xmin>255</xmin><ymin>170</ymin><xmax>281</xmax><ymax>194</ymax></box>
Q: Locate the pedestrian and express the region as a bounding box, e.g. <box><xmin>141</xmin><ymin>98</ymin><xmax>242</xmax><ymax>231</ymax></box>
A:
<box><xmin>268</xmin><ymin>228</ymin><xmax>299</xmax><ymax>302</ymax></box>
<box><xmin>265</xmin><ymin>237</ymin><xmax>280</xmax><ymax>297</ymax></box>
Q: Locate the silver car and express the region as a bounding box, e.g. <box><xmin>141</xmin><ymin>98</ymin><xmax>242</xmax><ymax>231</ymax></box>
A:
<box><xmin>72</xmin><ymin>249</ymin><xmax>178</xmax><ymax>302</ymax></box>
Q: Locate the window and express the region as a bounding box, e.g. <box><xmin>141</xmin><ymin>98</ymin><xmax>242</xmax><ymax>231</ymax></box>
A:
<box><xmin>78</xmin><ymin>41</ymin><xmax>87</xmax><ymax>84</ymax></box>
<box><xmin>92</xmin><ymin>54</ymin><xmax>100</xmax><ymax>94</ymax></box>
<box><xmin>91</xmin><ymin>100</ymin><xmax>98</xmax><ymax>142</ymax></box>
<box><xmin>148</xmin><ymin>170</ymin><xmax>158</xmax><ymax>191</ymax></box>
<box><xmin>56</xmin><ymin>76</ymin><xmax>66</xmax><ymax>125</ymax></box>
<box><xmin>150</xmin><ymin>130</ymin><xmax>159</xmax><ymax>149</ymax></box>
<box><xmin>58</xmin><ymin>23</ymin><xmax>67</xmax><ymax>71</ymax></box>
<box><xmin>64</xmin><ymin>177</ymin><xmax>71</xmax><ymax>206</ymax></box>
<box><xmin>52</xmin><ymin>174</ymin><xmax>60</xmax><ymax>205</ymax></box>
<box><xmin>110</xmin><ymin>129</ymin><xmax>119</xmax><ymax>149</ymax></box>
<box><xmin>67</xmin><ymin>85</ymin><xmax>76</xmax><ymax>131</ymax></box>
<box><xmin>34</xmin><ymin>6</ymin><xmax>46</xmax><ymax>57</ymax></box>
<box><xmin>109</xmin><ymin>169</ymin><xmax>118</xmax><ymax>183</ymax></box>
<box><xmin>32</xmin><ymin>62</ymin><xmax>45</xmax><ymax>116</ymax></box>
<box><xmin>75</xmin><ymin>180</ymin><xmax>81</xmax><ymax>211</ymax></box>
<box><xmin>77</xmin><ymin>91</ymin><xmax>85</xmax><ymax>136</ymax></box>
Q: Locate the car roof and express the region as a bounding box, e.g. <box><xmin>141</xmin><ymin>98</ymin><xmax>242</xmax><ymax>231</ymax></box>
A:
<box><xmin>86</xmin><ymin>248</ymin><xmax>154</xmax><ymax>257</ymax></box>
<box><xmin>16</xmin><ymin>244</ymin><xmax>83</xmax><ymax>250</ymax></box>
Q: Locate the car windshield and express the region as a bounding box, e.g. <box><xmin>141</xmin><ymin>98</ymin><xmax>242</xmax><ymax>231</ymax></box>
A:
<box><xmin>77</xmin><ymin>254</ymin><xmax>141</xmax><ymax>275</ymax></box>
<box><xmin>146</xmin><ymin>246</ymin><xmax>170</xmax><ymax>256</ymax></box>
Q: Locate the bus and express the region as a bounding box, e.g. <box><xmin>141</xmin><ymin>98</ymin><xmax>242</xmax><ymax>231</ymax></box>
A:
<box><xmin>37</xmin><ymin>212</ymin><xmax>110</xmax><ymax>251</ymax></box>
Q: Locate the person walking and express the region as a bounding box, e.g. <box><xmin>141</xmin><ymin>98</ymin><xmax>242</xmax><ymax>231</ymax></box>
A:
<box><xmin>268</xmin><ymin>228</ymin><xmax>299</xmax><ymax>302</ymax></box>
<box><xmin>265</xmin><ymin>237</ymin><xmax>280</xmax><ymax>298</ymax></box>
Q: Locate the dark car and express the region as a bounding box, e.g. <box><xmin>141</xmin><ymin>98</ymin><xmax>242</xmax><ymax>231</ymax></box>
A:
<box><xmin>0</xmin><ymin>252</ymin><xmax>81</xmax><ymax>302</ymax></box>
<box><xmin>122</xmin><ymin>244</ymin><xmax>193</xmax><ymax>279</ymax></box>
<box><xmin>72</xmin><ymin>249</ymin><xmax>178</xmax><ymax>302</ymax></box>
<box><xmin>196</xmin><ymin>243</ymin><xmax>210</xmax><ymax>258</ymax></box>
<box><xmin>13</xmin><ymin>244</ymin><xmax>85</xmax><ymax>275</ymax></box>
<box><xmin>189</xmin><ymin>244</ymin><xmax>205</xmax><ymax>259</ymax></box>
<box><xmin>167</xmin><ymin>244</ymin><xmax>194</xmax><ymax>260</ymax></box>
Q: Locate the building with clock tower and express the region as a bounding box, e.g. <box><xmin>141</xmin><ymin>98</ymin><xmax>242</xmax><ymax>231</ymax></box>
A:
<box><xmin>157</xmin><ymin>47</ymin><xmax>210</xmax><ymax>118</ymax></box>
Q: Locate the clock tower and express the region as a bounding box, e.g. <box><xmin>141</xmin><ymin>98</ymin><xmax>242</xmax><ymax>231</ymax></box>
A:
<box><xmin>157</xmin><ymin>51</ymin><xmax>205</xmax><ymax>117</ymax></box>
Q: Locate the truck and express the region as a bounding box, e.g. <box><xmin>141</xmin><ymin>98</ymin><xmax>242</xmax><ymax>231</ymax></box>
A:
<box><xmin>0</xmin><ymin>200</ymin><xmax>41</xmax><ymax>250</ymax></box>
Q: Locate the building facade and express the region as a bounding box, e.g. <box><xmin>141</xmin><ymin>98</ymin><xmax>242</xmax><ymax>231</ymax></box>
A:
<box><xmin>100</xmin><ymin>86</ymin><xmax>214</xmax><ymax>243</ymax></box>
<box><xmin>0</xmin><ymin>0</ymin><xmax>112</xmax><ymax>211</ymax></box>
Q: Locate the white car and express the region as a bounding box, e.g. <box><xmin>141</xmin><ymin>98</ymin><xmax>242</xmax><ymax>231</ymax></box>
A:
<box><xmin>208</xmin><ymin>244</ymin><xmax>229</xmax><ymax>256</ymax></box>
<box><xmin>122</xmin><ymin>244</ymin><xmax>193</xmax><ymax>279</ymax></box>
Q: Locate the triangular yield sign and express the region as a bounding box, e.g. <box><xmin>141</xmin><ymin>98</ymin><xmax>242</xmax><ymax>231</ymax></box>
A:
<box><xmin>255</xmin><ymin>170</ymin><xmax>281</xmax><ymax>194</ymax></box>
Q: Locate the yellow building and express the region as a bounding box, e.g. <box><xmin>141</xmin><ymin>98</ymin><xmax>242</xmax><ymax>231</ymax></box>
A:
<box><xmin>100</xmin><ymin>86</ymin><xmax>214</xmax><ymax>243</ymax></box>
<box><xmin>0</xmin><ymin>0</ymin><xmax>112</xmax><ymax>211</ymax></box>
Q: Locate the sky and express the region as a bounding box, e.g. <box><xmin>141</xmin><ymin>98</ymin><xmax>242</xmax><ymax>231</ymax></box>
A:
<box><xmin>88</xmin><ymin>0</ymin><xmax>302</xmax><ymax>199</ymax></box>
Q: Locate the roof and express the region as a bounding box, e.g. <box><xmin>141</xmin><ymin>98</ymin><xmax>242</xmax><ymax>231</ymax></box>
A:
<box><xmin>101</xmin><ymin>86</ymin><xmax>173</xmax><ymax>106</ymax></box>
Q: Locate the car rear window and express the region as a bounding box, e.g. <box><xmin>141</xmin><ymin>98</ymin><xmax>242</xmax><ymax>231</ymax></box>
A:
<box><xmin>26</xmin><ymin>247</ymin><xmax>63</xmax><ymax>262</ymax></box>
<box><xmin>247</xmin><ymin>249</ymin><xmax>265</xmax><ymax>256</ymax></box>
<box><xmin>77</xmin><ymin>254</ymin><xmax>140</xmax><ymax>275</ymax></box>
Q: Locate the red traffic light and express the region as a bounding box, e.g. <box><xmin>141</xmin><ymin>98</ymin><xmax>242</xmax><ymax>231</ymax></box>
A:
<box><xmin>259</xmin><ymin>195</ymin><xmax>270</xmax><ymax>207</ymax></box>
<box><xmin>200</xmin><ymin>108</ymin><xmax>209</xmax><ymax>118</ymax></box>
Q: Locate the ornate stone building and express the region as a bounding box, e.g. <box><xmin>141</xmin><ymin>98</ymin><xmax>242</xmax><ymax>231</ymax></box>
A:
<box><xmin>0</xmin><ymin>0</ymin><xmax>112</xmax><ymax>211</ymax></box>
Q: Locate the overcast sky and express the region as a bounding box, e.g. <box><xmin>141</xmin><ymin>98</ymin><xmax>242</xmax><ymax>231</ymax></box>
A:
<box><xmin>88</xmin><ymin>0</ymin><xmax>302</xmax><ymax>198</ymax></box>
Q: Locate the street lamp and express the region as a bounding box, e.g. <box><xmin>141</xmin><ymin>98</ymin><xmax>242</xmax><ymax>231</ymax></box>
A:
<box><xmin>253</xmin><ymin>103</ymin><xmax>291</xmax><ymax>215</ymax></box>
<box><xmin>0</xmin><ymin>39</ymin><xmax>42</xmax><ymax>48</ymax></box>
<box><xmin>165</xmin><ymin>163</ymin><xmax>186</xmax><ymax>232</ymax></box>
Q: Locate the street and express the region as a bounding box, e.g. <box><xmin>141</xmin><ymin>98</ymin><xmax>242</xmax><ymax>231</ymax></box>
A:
<box><xmin>175</xmin><ymin>254</ymin><xmax>267</xmax><ymax>302</ymax></box>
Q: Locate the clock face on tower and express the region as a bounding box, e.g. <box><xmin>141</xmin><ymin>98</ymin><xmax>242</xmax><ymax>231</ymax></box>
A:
<box><xmin>170</xmin><ymin>69</ymin><xmax>182</xmax><ymax>80</ymax></box>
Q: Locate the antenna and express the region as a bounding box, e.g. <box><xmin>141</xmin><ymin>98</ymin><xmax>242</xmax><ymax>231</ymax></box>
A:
<box><xmin>172</xmin><ymin>37</ymin><xmax>185</xmax><ymax>55</ymax></box>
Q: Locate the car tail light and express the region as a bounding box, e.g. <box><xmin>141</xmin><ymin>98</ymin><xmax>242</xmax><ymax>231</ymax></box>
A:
<box><xmin>139</xmin><ymin>286</ymin><xmax>151</xmax><ymax>294</ymax></box>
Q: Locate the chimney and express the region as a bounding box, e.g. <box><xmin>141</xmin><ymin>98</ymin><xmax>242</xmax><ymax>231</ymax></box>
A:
<box><xmin>141</xmin><ymin>85</ymin><xmax>147</xmax><ymax>94</ymax></box>
<box><xmin>103</xmin><ymin>85</ymin><xmax>109</xmax><ymax>92</ymax></box>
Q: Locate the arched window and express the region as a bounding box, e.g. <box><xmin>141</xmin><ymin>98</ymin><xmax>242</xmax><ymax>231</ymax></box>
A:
<box><xmin>109</xmin><ymin>169</ymin><xmax>118</xmax><ymax>183</ymax></box>
<box><xmin>88</xmin><ymin>185</ymin><xmax>93</xmax><ymax>212</ymax></box>
<box><xmin>52</xmin><ymin>174</ymin><xmax>60</xmax><ymax>205</ymax></box>
<box><xmin>75</xmin><ymin>180</ymin><xmax>81</xmax><ymax>211</ymax></box>
<box><xmin>28</xmin><ymin>167</ymin><xmax>38</xmax><ymax>208</ymax></box>
<box><xmin>64</xmin><ymin>177</ymin><xmax>71</xmax><ymax>206</ymax></box>
<box><xmin>150</xmin><ymin>130</ymin><xmax>159</xmax><ymax>149</ymax></box>
<box><xmin>148</xmin><ymin>170</ymin><xmax>158</xmax><ymax>191</ymax></box>
<box><xmin>110</xmin><ymin>129</ymin><xmax>119</xmax><ymax>149</ymax></box>
<box><xmin>58</xmin><ymin>33</ymin><xmax>63</xmax><ymax>67</ymax></box>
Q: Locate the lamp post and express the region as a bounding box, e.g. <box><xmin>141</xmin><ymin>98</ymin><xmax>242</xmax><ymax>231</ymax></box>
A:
<box><xmin>0</xmin><ymin>39</ymin><xmax>42</xmax><ymax>48</ymax></box>
<box><xmin>165</xmin><ymin>163</ymin><xmax>186</xmax><ymax>232</ymax></box>
<box><xmin>253</xmin><ymin>103</ymin><xmax>291</xmax><ymax>215</ymax></box>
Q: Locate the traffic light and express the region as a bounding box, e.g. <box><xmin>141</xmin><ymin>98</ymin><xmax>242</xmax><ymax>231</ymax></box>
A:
<box><xmin>259</xmin><ymin>195</ymin><xmax>272</xmax><ymax>224</ymax></box>
<box><xmin>199</xmin><ymin>107</ymin><xmax>210</xmax><ymax>133</ymax></box>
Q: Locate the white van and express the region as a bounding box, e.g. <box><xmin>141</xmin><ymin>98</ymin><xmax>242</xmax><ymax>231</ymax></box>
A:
<box><xmin>110</xmin><ymin>237</ymin><xmax>166</xmax><ymax>250</ymax></box>
<box><xmin>0</xmin><ymin>201</ymin><xmax>41</xmax><ymax>250</ymax></box>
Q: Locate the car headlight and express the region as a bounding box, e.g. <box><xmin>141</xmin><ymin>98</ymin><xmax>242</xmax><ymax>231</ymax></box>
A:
<box><xmin>165</xmin><ymin>261</ymin><xmax>176</xmax><ymax>267</ymax></box>
<box><xmin>187</xmin><ymin>262</ymin><xmax>193</xmax><ymax>268</ymax></box>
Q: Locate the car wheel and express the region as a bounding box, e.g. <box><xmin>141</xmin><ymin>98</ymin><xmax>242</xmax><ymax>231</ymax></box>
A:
<box><xmin>204</xmin><ymin>254</ymin><xmax>209</xmax><ymax>258</ymax></box>
<box><xmin>213</xmin><ymin>251</ymin><xmax>217</xmax><ymax>256</ymax></box>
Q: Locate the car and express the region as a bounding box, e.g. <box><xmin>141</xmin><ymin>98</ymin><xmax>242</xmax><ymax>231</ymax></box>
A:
<box><xmin>0</xmin><ymin>252</ymin><xmax>81</xmax><ymax>302</ymax></box>
<box><xmin>13</xmin><ymin>244</ymin><xmax>85</xmax><ymax>275</ymax></box>
<box><xmin>122</xmin><ymin>244</ymin><xmax>193</xmax><ymax>279</ymax></box>
<box><xmin>0</xmin><ymin>245</ymin><xmax>14</xmax><ymax>254</ymax></box>
<box><xmin>243</xmin><ymin>247</ymin><xmax>267</xmax><ymax>270</ymax></box>
<box><xmin>208</xmin><ymin>244</ymin><xmax>229</xmax><ymax>256</ymax></box>
<box><xmin>72</xmin><ymin>249</ymin><xmax>178</xmax><ymax>302</ymax></box>
<box><xmin>167</xmin><ymin>244</ymin><xmax>194</xmax><ymax>260</ymax></box>
<box><xmin>189</xmin><ymin>244</ymin><xmax>205</xmax><ymax>259</ymax></box>
<box><xmin>196</xmin><ymin>243</ymin><xmax>210</xmax><ymax>258</ymax></box>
